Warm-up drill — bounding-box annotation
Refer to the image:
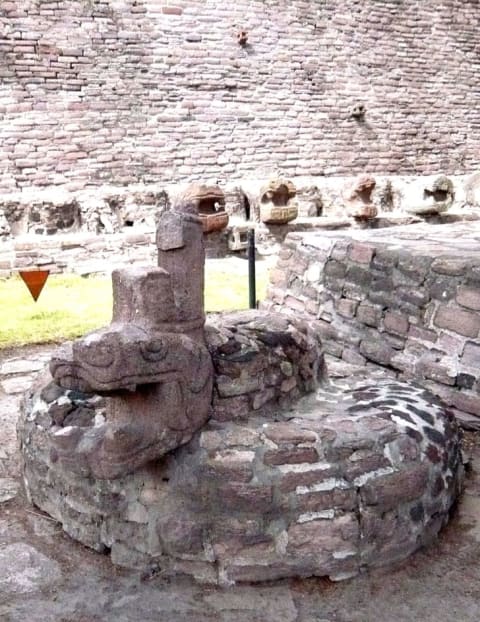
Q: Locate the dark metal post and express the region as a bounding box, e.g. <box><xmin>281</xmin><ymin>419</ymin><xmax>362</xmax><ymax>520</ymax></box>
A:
<box><xmin>248</xmin><ymin>228</ymin><xmax>256</xmax><ymax>309</ymax></box>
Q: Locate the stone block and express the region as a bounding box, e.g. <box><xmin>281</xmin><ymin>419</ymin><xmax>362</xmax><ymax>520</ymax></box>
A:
<box><xmin>215</xmin><ymin>483</ymin><xmax>274</xmax><ymax>513</ymax></box>
<box><xmin>417</xmin><ymin>361</ymin><xmax>456</xmax><ymax>386</ymax></box>
<box><xmin>462</xmin><ymin>341</ymin><xmax>480</xmax><ymax>367</ymax></box>
<box><xmin>206</xmin><ymin>449</ymin><xmax>255</xmax><ymax>483</ymax></box>
<box><xmin>356</xmin><ymin>303</ymin><xmax>382</xmax><ymax>327</ymax></box>
<box><xmin>434</xmin><ymin>305</ymin><xmax>480</xmax><ymax>338</ymax></box>
<box><xmin>348</xmin><ymin>243</ymin><xmax>375</xmax><ymax>265</ymax></box>
<box><xmin>212</xmin><ymin>394</ymin><xmax>251</xmax><ymax>421</ymax></box>
<box><xmin>216</xmin><ymin>374</ymin><xmax>264</xmax><ymax>398</ymax></box>
<box><xmin>278</xmin><ymin>465</ymin><xmax>340</xmax><ymax>494</ymax></box>
<box><xmin>431</xmin><ymin>258</ymin><xmax>469</xmax><ymax>276</ymax></box>
<box><xmin>360</xmin><ymin>465</ymin><xmax>429</xmax><ymax>511</ymax></box>
<box><xmin>359</xmin><ymin>339</ymin><xmax>395</xmax><ymax>366</ymax></box>
<box><xmin>449</xmin><ymin>390</ymin><xmax>480</xmax><ymax>415</ymax></box>
<box><xmin>428</xmin><ymin>276</ymin><xmax>459</xmax><ymax>302</ymax></box>
<box><xmin>287</xmin><ymin>515</ymin><xmax>359</xmax><ymax>554</ymax></box>
<box><xmin>263</xmin><ymin>447</ymin><xmax>319</xmax><ymax>466</ymax></box>
<box><xmin>345</xmin><ymin>264</ymin><xmax>372</xmax><ymax>287</ymax></box>
<box><xmin>296</xmin><ymin>488</ymin><xmax>357</xmax><ymax>514</ymax></box>
<box><xmin>263</xmin><ymin>423</ymin><xmax>317</xmax><ymax>444</ymax></box>
<box><xmin>397</xmin><ymin>286</ymin><xmax>429</xmax><ymax>308</ymax></box>
<box><xmin>336</xmin><ymin>297</ymin><xmax>358</xmax><ymax>319</ymax></box>
<box><xmin>341</xmin><ymin>348</ymin><xmax>366</xmax><ymax>366</ymax></box>
<box><xmin>456</xmin><ymin>285</ymin><xmax>480</xmax><ymax>311</ymax></box>
<box><xmin>344</xmin><ymin>454</ymin><xmax>392</xmax><ymax>483</ymax></box>
<box><xmin>383</xmin><ymin>311</ymin><xmax>409</xmax><ymax>336</ymax></box>
<box><xmin>408</xmin><ymin>325</ymin><xmax>437</xmax><ymax>344</ymax></box>
<box><xmin>324</xmin><ymin>260</ymin><xmax>346</xmax><ymax>279</ymax></box>
<box><xmin>162</xmin><ymin>7</ymin><xmax>183</xmax><ymax>15</ymax></box>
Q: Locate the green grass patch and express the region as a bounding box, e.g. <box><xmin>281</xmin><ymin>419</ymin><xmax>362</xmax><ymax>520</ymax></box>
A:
<box><xmin>0</xmin><ymin>260</ymin><xmax>270</xmax><ymax>348</ymax></box>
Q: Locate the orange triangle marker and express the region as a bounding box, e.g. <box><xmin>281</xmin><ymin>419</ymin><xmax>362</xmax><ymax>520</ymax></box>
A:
<box><xmin>19</xmin><ymin>270</ymin><xmax>50</xmax><ymax>302</ymax></box>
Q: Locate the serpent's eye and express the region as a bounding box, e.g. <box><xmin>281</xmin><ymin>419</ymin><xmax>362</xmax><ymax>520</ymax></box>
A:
<box><xmin>140</xmin><ymin>339</ymin><xmax>168</xmax><ymax>362</ymax></box>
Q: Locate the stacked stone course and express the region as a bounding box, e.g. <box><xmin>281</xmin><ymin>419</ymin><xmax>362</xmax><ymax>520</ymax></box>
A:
<box><xmin>20</xmin><ymin>369</ymin><xmax>463</xmax><ymax>584</ymax></box>
<box><xmin>1</xmin><ymin>0</ymin><xmax>480</xmax><ymax>192</ymax></box>
<box><xmin>264</xmin><ymin>222</ymin><xmax>480</xmax><ymax>425</ymax></box>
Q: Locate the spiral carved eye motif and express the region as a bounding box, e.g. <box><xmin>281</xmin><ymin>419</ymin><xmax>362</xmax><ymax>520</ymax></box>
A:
<box><xmin>80</xmin><ymin>341</ymin><xmax>116</xmax><ymax>368</ymax></box>
<box><xmin>140</xmin><ymin>338</ymin><xmax>168</xmax><ymax>362</ymax></box>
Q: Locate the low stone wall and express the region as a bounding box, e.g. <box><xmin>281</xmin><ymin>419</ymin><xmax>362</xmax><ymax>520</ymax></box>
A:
<box><xmin>19</xmin><ymin>364</ymin><xmax>463</xmax><ymax>584</ymax></box>
<box><xmin>0</xmin><ymin>230</ymin><xmax>156</xmax><ymax>278</ymax></box>
<box><xmin>264</xmin><ymin>222</ymin><xmax>480</xmax><ymax>425</ymax></box>
<box><xmin>207</xmin><ymin>311</ymin><xmax>324</xmax><ymax>421</ymax></box>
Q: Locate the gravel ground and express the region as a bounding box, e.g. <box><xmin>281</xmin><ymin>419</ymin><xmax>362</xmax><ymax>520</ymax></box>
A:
<box><xmin>1</xmin><ymin>345</ymin><xmax>480</xmax><ymax>622</ymax></box>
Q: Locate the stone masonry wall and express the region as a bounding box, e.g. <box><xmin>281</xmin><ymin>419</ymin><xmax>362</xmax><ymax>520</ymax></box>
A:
<box><xmin>1</xmin><ymin>1</ymin><xmax>480</xmax><ymax>192</ymax></box>
<box><xmin>264</xmin><ymin>223</ymin><xmax>480</xmax><ymax>425</ymax></box>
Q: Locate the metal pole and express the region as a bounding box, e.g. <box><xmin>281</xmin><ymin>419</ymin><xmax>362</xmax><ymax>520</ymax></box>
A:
<box><xmin>248</xmin><ymin>228</ymin><xmax>256</xmax><ymax>309</ymax></box>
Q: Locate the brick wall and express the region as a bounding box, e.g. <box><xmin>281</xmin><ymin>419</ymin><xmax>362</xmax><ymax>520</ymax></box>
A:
<box><xmin>1</xmin><ymin>1</ymin><xmax>480</xmax><ymax>192</ymax></box>
<box><xmin>264</xmin><ymin>223</ymin><xmax>480</xmax><ymax>424</ymax></box>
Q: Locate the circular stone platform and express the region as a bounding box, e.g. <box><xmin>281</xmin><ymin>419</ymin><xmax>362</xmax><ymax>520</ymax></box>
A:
<box><xmin>19</xmin><ymin>373</ymin><xmax>463</xmax><ymax>585</ymax></box>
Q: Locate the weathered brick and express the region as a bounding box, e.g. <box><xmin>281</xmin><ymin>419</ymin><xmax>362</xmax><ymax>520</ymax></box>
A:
<box><xmin>383</xmin><ymin>311</ymin><xmax>409</xmax><ymax>336</ymax></box>
<box><xmin>349</xmin><ymin>243</ymin><xmax>375</xmax><ymax>265</ymax></box>
<box><xmin>264</xmin><ymin>447</ymin><xmax>319</xmax><ymax>466</ymax></box>
<box><xmin>215</xmin><ymin>483</ymin><xmax>273</xmax><ymax>512</ymax></box>
<box><xmin>359</xmin><ymin>339</ymin><xmax>395</xmax><ymax>366</ymax></box>
<box><xmin>456</xmin><ymin>285</ymin><xmax>480</xmax><ymax>311</ymax></box>
<box><xmin>162</xmin><ymin>6</ymin><xmax>183</xmax><ymax>15</ymax></box>
<box><xmin>287</xmin><ymin>515</ymin><xmax>359</xmax><ymax>554</ymax></box>
<box><xmin>461</xmin><ymin>342</ymin><xmax>480</xmax><ymax>367</ymax></box>
<box><xmin>296</xmin><ymin>488</ymin><xmax>357</xmax><ymax>513</ymax></box>
<box><xmin>431</xmin><ymin>258</ymin><xmax>469</xmax><ymax>276</ymax></box>
<box><xmin>408</xmin><ymin>325</ymin><xmax>437</xmax><ymax>344</ymax></box>
<box><xmin>336</xmin><ymin>297</ymin><xmax>358</xmax><ymax>319</ymax></box>
<box><xmin>356</xmin><ymin>303</ymin><xmax>382</xmax><ymax>327</ymax></box>
<box><xmin>263</xmin><ymin>423</ymin><xmax>317</xmax><ymax>444</ymax></box>
<box><xmin>361</xmin><ymin>465</ymin><xmax>429</xmax><ymax>510</ymax></box>
<box><xmin>433</xmin><ymin>305</ymin><xmax>480</xmax><ymax>338</ymax></box>
<box><xmin>417</xmin><ymin>360</ymin><xmax>456</xmax><ymax>386</ymax></box>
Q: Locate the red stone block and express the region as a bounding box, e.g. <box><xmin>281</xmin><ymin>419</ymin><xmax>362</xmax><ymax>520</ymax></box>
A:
<box><xmin>348</xmin><ymin>243</ymin><xmax>375</xmax><ymax>265</ymax></box>
<box><xmin>264</xmin><ymin>447</ymin><xmax>319</xmax><ymax>466</ymax></box>
<box><xmin>297</xmin><ymin>488</ymin><xmax>357</xmax><ymax>513</ymax></box>
<box><xmin>263</xmin><ymin>423</ymin><xmax>317</xmax><ymax>444</ymax></box>
<box><xmin>162</xmin><ymin>6</ymin><xmax>183</xmax><ymax>15</ymax></box>
<box><xmin>216</xmin><ymin>483</ymin><xmax>273</xmax><ymax>513</ymax></box>
<box><xmin>361</xmin><ymin>465</ymin><xmax>429</xmax><ymax>510</ymax></box>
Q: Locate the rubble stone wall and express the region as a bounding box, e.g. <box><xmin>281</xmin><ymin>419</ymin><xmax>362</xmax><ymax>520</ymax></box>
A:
<box><xmin>264</xmin><ymin>223</ymin><xmax>480</xmax><ymax>423</ymax></box>
<box><xmin>1</xmin><ymin>1</ymin><xmax>480</xmax><ymax>192</ymax></box>
<box><xmin>19</xmin><ymin>360</ymin><xmax>463</xmax><ymax>584</ymax></box>
<box><xmin>0</xmin><ymin>230</ymin><xmax>156</xmax><ymax>277</ymax></box>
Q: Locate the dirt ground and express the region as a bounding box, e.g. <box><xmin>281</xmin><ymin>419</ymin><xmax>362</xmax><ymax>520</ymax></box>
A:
<box><xmin>1</xmin><ymin>345</ymin><xmax>480</xmax><ymax>622</ymax></box>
